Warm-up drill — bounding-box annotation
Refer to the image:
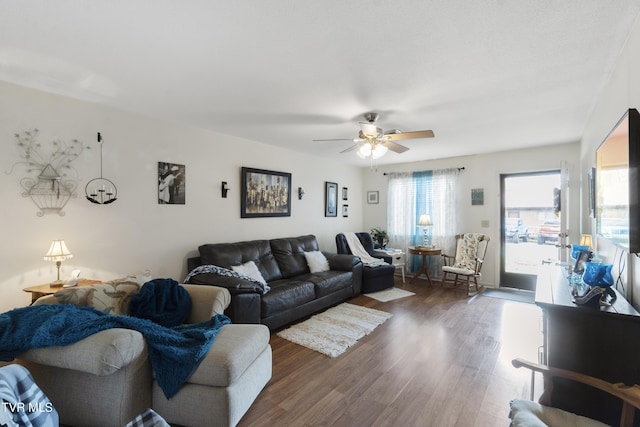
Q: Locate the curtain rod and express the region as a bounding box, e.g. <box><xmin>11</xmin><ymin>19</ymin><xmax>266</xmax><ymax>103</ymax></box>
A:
<box><xmin>383</xmin><ymin>167</ymin><xmax>465</xmax><ymax>176</ymax></box>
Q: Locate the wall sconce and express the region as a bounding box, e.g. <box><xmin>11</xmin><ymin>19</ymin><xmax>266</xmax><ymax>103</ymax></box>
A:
<box><xmin>85</xmin><ymin>132</ymin><xmax>118</xmax><ymax>204</ymax></box>
<box><xmin>298</xmin><ymin>187</ymin><xmax>305</xmax><ymax>200</ymax></box>
<box><xmin>221</xmin><ymin>181</ymin><xmax>229</xmax><ymax>198</ymax></box>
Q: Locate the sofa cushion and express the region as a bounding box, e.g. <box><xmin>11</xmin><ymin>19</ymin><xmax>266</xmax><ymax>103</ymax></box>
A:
<box><xmin>260</xmin><ymin>280</ymin><xmax>315</xmax><ymax>317</ymax></box>
<box><xmin>297</xmin><ymin>271</ymin><xmax>353</xmax><ymax>297</ymax></box>
<box><xmin>270</xmin><ymin>235</ymin><xmax>320</xmax><ymax>278</ymax></box>
<box><xmin>199</xmin><ymin>240</ymin><xmax>282</xmax><ymax>282</ymax></box>
<box><xmin>54</xmin><ymin>272</ymin><xmax>150</xmax><ymax>315</ymax></box>
<box><xmin>20</xmin><ymin>328</ymin><xmax>147</xmax><ymax>376</ymax></box>
<box><xmin>182</xmin><ymin>324</ymin><xmax>270</xmax><ymax>387</ymax></box>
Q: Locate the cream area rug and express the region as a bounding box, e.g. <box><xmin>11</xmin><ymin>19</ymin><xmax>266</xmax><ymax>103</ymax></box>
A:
<box><xmin>365</xmin><ymin>287</ymin><xmax>415</xmax><ymax>302</ymax></box>
<box><xmin>276</xmin><ymin>303</ymin><xmax>392</xmax><ymax>358</ymax></box>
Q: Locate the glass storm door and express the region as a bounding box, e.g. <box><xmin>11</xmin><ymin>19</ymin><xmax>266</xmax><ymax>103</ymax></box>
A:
<box><xmin>500</xmin><ymin>171</ymin><xmax>562</xmax><ymax>291</ymax></box>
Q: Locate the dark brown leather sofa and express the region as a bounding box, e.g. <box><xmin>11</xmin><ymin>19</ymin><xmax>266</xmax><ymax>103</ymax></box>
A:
<box><xmin>186</xmin><ymin>235</ymin><xmax>363</xmax><ymax>331</ymax></box>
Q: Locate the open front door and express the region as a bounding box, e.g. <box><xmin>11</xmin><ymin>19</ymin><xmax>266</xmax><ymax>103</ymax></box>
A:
<box><xmin>500</xmin><ymin>171</ymin><xmax>562</xmax><ymax>290</ymax></box>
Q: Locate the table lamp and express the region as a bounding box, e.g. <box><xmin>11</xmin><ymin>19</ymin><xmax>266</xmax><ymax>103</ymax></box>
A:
<box><xmin>418</xmin><ymin>214</ymin><xmax>433</xmax><ymax>247</ymax></box>
<box><xmin>44</xmin><ymin>240</ymin><xmax>73</xmax><ymax>285</ymax></box>
<box><xmin>580</xmin><ymin>234</ymin><xmax>593</xmax><ymax>250</ymax></box>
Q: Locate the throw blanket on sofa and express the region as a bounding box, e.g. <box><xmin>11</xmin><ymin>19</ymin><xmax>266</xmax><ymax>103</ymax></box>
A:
<box><xmin>343</xmin><ymin>232</ymin><xmax>388</xmax><ymax>267</ymax></box>
<box><xmin>0</xmin><ymin>304</ymin><xmax>231</xmax><ymax>399</ymax></box>
<box><xmin>129</xmin><ymin>278</ymin><xmax>192</xmax><ymax>327</ymax></box>
<box><xmin>0</xmin><ymin>364</ymin><xmax>58</xmax><ymax>427</ymax></box>
<box><xmin>184</xmin><ymin>264</ymin><xmax>271</xmax><ymax>294</ymax></box>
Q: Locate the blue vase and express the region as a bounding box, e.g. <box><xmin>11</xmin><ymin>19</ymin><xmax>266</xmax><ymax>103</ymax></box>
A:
<box><xmin>582</xmin><ymin>262</ymin><xmax>614</xmax><ymax>288</ymax></box>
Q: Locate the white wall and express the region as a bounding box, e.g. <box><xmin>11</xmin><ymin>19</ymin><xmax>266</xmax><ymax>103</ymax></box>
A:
<box><xmin>579</xmin><ymin>13</ymin><xmax>640</xmax><ymax>307</ymax></box>
<box><xmin>361</xmin><ymin>142</ymin><xmax>581</xmax><ymax>288</ymax></box>
<box><xmin>0</xmin><ymin>82</ymin><xmax>363</xmax><ymax>311</ymax></box>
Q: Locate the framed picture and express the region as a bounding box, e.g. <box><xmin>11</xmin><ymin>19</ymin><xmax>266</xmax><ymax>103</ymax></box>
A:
<box><xmin>574</xmin><ymin>250</ymin><xmax>593</xmax><ymax>274</ymax></box>
<box><xmin>325</xmin><ymin>181</ymin><xmax>338</xmax><ymax>217</ymax></box>
<box><xmin>158</xmin><ymin>162</ymin><xmax>185</xmax><ymax>205</ymax></box>
<box><xmin>342</xmin><ymin>187</ymin><xmax>348</xmax><ymax>200</ymax></box>
<box><xmin>367</xmin><ymin>191</ymin><xmax>379</xmax><ymax>204</ymax></box>
<box><xmin>471</xmin><ymin>188</ymin><xmax>484</xmax><ymax>206</ymax></box>
<box><xmin>342</xmin><ymin>204</ymin><xmax>349</xmax><ymax>217</ymax></box>
<box><xmin>241</xmin><ymin>167</ymin><xmax>291</xmax><ymax>218</ymax></box>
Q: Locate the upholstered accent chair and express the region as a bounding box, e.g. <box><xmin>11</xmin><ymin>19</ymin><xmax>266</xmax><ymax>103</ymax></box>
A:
<box><xmin>335</xmin><ymin>232</ymin><xmax>396</xmax><ymax>293</ymax></box>
<box><xmin>441</xmin><ymin>233</ymin><xmax>490</xmax><ymax>296</ymax></box>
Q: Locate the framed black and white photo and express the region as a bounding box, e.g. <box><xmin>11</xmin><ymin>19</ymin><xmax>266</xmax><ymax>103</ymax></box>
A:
<box><xmin>471</xmin><ymin>188</ymin><xmax>484</xmax><ymax>206</ymax></box>
<box><xmin>158</xmin><ymin>162</ymin><xmax>185</xmax><ymax>205</ymax></box>
<box><xmin>241</xmin><ymin>167</ymin><xmax>291</xmax><ymax>218</ymax></box>
<box><xmin>342</xmin><ymin>204</ymin><xmax>349</xmax><ymax>217</ymax></box>
<box><xmin>342</xmin><ymin>187</ymin><xmax>348</xmax><ymax>200</ymax></box>
<box><xmin>325</xmin><ymin>181</ymin><xmax>338</xmax><ymax>217</ymax></box>
<box><xmin>367</xmin><ymin>191</ymin><xmax>379</xmax><ymax>204</ymax></box>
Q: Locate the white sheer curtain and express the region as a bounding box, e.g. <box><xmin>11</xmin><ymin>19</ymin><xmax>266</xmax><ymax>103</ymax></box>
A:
<box><xmin>386</xmin><ymin>168</ymin><xmax>459</xmax><ymax>277</ymax></box>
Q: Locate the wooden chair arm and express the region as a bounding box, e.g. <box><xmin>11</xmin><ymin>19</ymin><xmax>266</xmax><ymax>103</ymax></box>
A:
<box><xmin>512</xmin><ymin>358</ymin><xmax>640</xmax><ymax>427</ymax></box>
<box><xmin>441</xmin><ymin>253</ymin><xmax>455</xmax><ymax>266</ymax></box>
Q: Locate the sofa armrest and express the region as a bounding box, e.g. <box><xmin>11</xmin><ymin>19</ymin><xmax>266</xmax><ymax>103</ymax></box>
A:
<box><xmin>19</xmin><ymin>328</ymin><xmax>147</xmax><ymax>376</ymax></box>
<box><xmin>323</xmin><ymin>252</ymin><xmax>360</xmax><ymax>271</ymax></box>
<box><xmin>181</xmin><ymin>284</ymin><xmax>231</xmax><ymax>324</ymax></box>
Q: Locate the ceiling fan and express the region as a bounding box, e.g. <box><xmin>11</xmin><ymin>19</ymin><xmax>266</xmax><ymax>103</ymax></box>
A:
<box><xmin>312</xmin><ymin>112</ymin><xmax>435</xmax><ymax>159</ymax></box>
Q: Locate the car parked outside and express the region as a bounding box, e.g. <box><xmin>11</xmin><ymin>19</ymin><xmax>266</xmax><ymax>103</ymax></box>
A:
<box><xmin>537</xmin><ymin>220</ymin><xmax>561</xmax><ymax>244</ymax></box>
<box><xmin>505</xmin><ymin>218</ymin><xmax>528</xmax><ymax>243</ymax></box>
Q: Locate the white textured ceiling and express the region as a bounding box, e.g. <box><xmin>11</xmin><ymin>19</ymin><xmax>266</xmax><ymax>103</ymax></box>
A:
<box><xmin>1</xmin><ymin>1</ymin><xmax>639</xmax><ymax>166</ymax></box>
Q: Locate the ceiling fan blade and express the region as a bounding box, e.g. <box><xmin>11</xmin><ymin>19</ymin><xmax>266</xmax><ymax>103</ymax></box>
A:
<box><xmin>312</xmin><ymin>138</ymin><xmax>357</xmax><ymax>142</ymax></box>
<box><xmin>385</xmin><ymin>130</ymin><xmax>435</xmax><ymax>141</ymax></box>
<box><xmin>380</xmin><ymin>140</ymin><xmax>410</xmax><ymax>154</ymax></box>
<box><xmin>340</xmin><ymin>142</ymin><xmax>363</xmax><ymax>153</ymax></box>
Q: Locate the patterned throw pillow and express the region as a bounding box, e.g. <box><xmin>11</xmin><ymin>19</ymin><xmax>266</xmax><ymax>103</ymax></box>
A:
<box><xmin>54</xmin><ymin>271</ymin><xmax>150</xmax><ymax>315</ymax></box>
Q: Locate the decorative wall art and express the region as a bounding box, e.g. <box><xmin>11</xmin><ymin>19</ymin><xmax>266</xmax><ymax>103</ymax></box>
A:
<box><xmin>158</xmin><ymin>162</ymin><xmax>185</xmax><ymax>205</ymax></box>
<box><xmin>471</xmin><ymin>188</ymin><xmax>484</xmax><ymax>206</ymax></box>
<box><xmin>241</xmin><ymin>167</ymin><xmax>291</xmax><ymax>218</ymax></box>
<box><xmin>367</xmin><ymin>191</ymin><xmax>379</xmax><ymax>204</ymax></box>
<box><xmin>6</xmin><ymin>129</ymin><xmax>89</xmax><ymax>216</ymax></box>
<box><xmin>325</xmin><ymin>182</ymin><xmax>338</xmax><ymax>217</ymax></box>
<box><xmin>342</xmin><ymin>204</ymin><xmax>349</xmax><ymax>217</ymax></box>
<box><xmin>342</xmin><ymin>187</ymin><xmax>348</xmax><ymax>200</ymax></box>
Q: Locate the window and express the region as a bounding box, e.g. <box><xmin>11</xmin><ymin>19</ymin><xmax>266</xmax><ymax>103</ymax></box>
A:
<box><xmin>387</xmin><ymin>168</ymin><xmax>459</xmax><ymax>274</ymax></box>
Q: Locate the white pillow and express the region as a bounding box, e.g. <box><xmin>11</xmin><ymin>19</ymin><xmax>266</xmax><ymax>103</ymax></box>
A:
<box><xmin>304</xmin><ymin>251</ymin><xmax>330</xmax><ymax>273</ymax></box>
<box><xmin>231</xmin><ymin>261</ymin><xmax>267</xmax><ymax>284</ymax></box>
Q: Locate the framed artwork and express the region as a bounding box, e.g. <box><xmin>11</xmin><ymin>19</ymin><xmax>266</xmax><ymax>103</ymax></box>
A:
<box><xmin>471</xmin><ymin>188</ymin><xmax>484</xmax><ymax>206</ymax></box>
<box><xmin>342</xmin><ymin>187</ymin><xmax>348</xmax><ymax>200</ymax></box>
<box><xmin>574</xmin><ymin>250</ymin><xmax>593</xmax><ymax>274</ymax></box>
<box><xmin>241</xmin><ymin>167</ymin><xmax>291</xmax><ymax>218</ymax></box>
<box><xmin>342</xmin><ymin>204</ymin><xmax>349</xmax><ymax>217</ymax></box>
<box><xmin>325</xmin><ymin>181</ymin><xmax>338</xmax><ymax>217</ymax></box>
<box><xmin>158</xmin><ymin>162</ymin><xmax>185</xmax><ymax>205</ymax></box>
<box><xmin>367</xmin><ymin>191</ymin><xmax>379</xmax><ymax>204</ymax></box>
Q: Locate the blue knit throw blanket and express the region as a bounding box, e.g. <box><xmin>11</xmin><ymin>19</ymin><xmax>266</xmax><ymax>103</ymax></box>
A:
<box><xmin>0</xmin><ymin>304</ymin><xmax>231</xmax><ymax>399</ymax></box>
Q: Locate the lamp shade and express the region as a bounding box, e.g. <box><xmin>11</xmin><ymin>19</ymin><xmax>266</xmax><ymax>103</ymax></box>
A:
<box><xmin>418</xmin><ymin>214</ymin><xmax>433</xmax><ymax>227</ymax></box>
<box><xmin>580</xmin><ymin>234</ymin><xmax>593</xmax><ymax>250</ymax></box>
<box><xmin>44</xmin><ymin>240</ymin><xmax>73</xmax><ymax>261</ymax></box>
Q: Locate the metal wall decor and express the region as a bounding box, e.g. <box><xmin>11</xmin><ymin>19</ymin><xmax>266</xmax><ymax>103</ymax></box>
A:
<box><xmin>7</xmin><ymin>129</ymin><xmax>87</xmax><ymax>216</ymax></box>
<box><xmin>85</xmin><ymin>132</ymin><xmax>117</xmax><ymax>204</ymax></box>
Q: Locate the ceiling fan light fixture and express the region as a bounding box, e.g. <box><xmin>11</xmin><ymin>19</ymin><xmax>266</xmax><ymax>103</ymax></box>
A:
<box><xmin>357</xmin><ymin>142</ymin><xmax>372</xmax><ymax>158</ymax></box>
<box><xmin>372</xmin><ymin>144</ymin><xmax>388</xmax><ymax>159</ymax></box>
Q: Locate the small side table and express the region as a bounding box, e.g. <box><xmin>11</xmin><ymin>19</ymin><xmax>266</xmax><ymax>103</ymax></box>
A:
<box><xmin>408</xmin><ymin>246</ymin><xmax>442</xmax><ymax>286</ymax></box>
<box><xmin>23</xmin><ymin>279</ymin><xmax>101</xmax><ymax>304</ymax></box>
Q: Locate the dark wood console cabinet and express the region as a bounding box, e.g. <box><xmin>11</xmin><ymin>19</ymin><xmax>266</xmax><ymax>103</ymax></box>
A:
<box><xmin>535</xmin><ymin>265</ymin><xmax>640</xmax><ymax>425</ymax></box>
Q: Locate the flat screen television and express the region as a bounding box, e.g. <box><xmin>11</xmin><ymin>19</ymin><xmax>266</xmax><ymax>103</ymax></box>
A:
<box><xmin>595</xmin><ymin>108</ymin><xmax>640</xmax><ymax>253</ymax></box>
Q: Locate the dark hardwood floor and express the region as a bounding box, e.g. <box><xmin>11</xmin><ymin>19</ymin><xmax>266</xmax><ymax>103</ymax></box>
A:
<box><xmin>238</xmin><ymin>278</ymin><xmax>543</xmax><ymax>427</ymax></box>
